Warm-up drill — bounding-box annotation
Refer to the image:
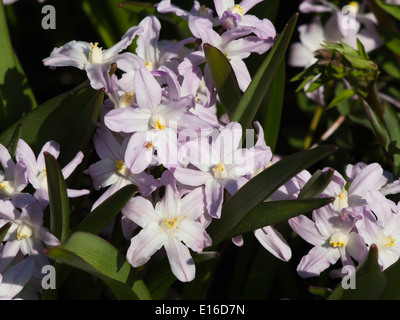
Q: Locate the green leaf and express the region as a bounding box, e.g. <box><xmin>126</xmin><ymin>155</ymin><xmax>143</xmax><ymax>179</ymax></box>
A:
<box><xmin>146</xmin><ymin>252</ymin><xmax>217</xmax><ymax>300</ymax></box>
<box><xmin>206</xmin><ymin>145</ymin><xmax>337</xmax><ymax>245</ymax></box>
<box><xmin>262</xmin><ymin>59</ymin><xmax>285</xmax><ymax>153</ymax></box>
<box><xmin>75</xmin><ymin>185</ymin><xmax>137</xmax><ymax>234</ymax></box>
<box><xmin>45</xmin><ymin>231</ymin><xmax>151</xmax><ymax>300</ymax></box>
<box><xmin>119</xmin><ymin>1</ymin><xmax>157</xmax><ymax>15</ymax></box>
<box><xmin>6</xmin><ymin>122</ymin><xmax>22</xmax><ymax>159</ymax></box>
<box><xmin>382</xmin><ymin>101</ymin><xmax>400</xmax><ymax>178</ymax></box>
<box><xmin>44</xmin><ymin>152</ymin><xmax>70</xmax><ymax>243</ymax></box>
<box><xmin>326</xmin><ymin>89</ymin><xmax>355</xmax><ymax>109</ymax></box>
<box><xmin>204</xmin><ymin>43</ymin><xmax>242</xmax><ymax>118</ymax></box>
<box><xmin>356</xmin><ymin>38</ymin><xmax>368</xmax><ymax>58</ymax></box>
<box><xmin>0</xmin><ymin>221</ymin><xmax>11</xmax><ymax>243</ymax></box>
<box><xmin>230</xmin><ymin>12</ymin><xmax>298</xmax><ymax>130</ymax></box>
<box><xmin>0</xmin><ymin>81</ymin><xmax>97</xmax><ymax>155</ymax></box>
<box><xmin>376</xmin><ymin>0</ymin><xmax>400</xmax><ymax>20</ymax></box>
<box><xmin>309</xmin><ymin>286</ymin><xmax>333</xmax><ymax>299</ymax></box>
<box><xmin>298</xmin><ymin>169</ymin><xmax>334</xmax><ymax>200</ymax></box>
<box><xmin>0</xmin><ymin>1</ymin><xmax>37</xmax><ymax>128</ymax></box>
<box><xmin>219</xmin><ymin>197</ymin><xmax>334</xmax><ymax>242</ymax></box>
<box><xmin>81</xmin><ymin>0</ymin><xmax>140</xmax><ymax>52</ymax></box>
<box><xmin>376</xmin><ymin>25</ymin><xmax>400</xmax><ymax>56</ymax></box>
<box><xmin>58</xmin><ymin>88</ymin><xmax>104</xmax><ymax>167</ymax></box>
<box><xmin>362</xmin><ymin>99</ymin><xmax>391</xmax><ymax>149</ymax></box>
<box><xmin>327</xmin><ymin>244</ymin><xmax>387</xmax><ymax>300</ymax></box>
<box><xmin>380</xmin><ymin>256</ymin><xmax>400</xmax><ymax>299</ymax></box>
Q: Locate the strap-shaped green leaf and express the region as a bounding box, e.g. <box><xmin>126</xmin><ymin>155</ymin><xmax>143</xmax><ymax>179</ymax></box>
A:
<box><xmin>45</xmin><ymin>231</ymin><xmax>152</xmax><ymax>300</ymax></box>
<box><xmin>6</xmin><ymin>122</ymin><xmax>22</xmax><ymax>159</ymax></box>
<box><xmin>58</xmin><ymin>88</ymin><xmax>104</xmax><ymax>168</ymax></box>
<box><xmin>0</xmin><ymin>2</ymin><xmax>37</xmax><ymax>129</ymax></box>
<box><xmin>230</xmin><ymin>12</ymin><xmax>298</xmax><ymax>130</ymax></box>
<box><xmin>380</xmin><ymin>253</ymin><xmax>400</xmax><ymax>299</ymax></box>
<box><xmin>327</xmin><ymin>244</ymin><xmax>387</xmax><ymax>300</ymax></box>
<box><xmin>216</xmin><ymin>197</ymin><xmax>334</xmax><ymax>243</ymax></box>
<box><xmin>45</xmin><ymin>152</ymin><xmax>70</xmax><ymax>244</ymax></box>
<box><xmin>375</xmin><ymin>0</ymin><xmax>400</xmax><ymax>20</ymax></box>
<box><xmin>0</xmin><ymin>81</ymin><xmax>96</xmax><ymax>155</ymax></box>
<box><xmin>204</xmin><ymin>43</ymin><xmax>242</xmax><ymax>118</ymax></box>
<box><xmin>298</xmin><ymin>168</ymin><xmax>334</xmax><ymax>200</ymax></box>
<box><xmin>206</xmin><ymin>145</ymin><xmax>337</xmax><ymax>245</ymax></box>
<box><xmin>75</xmin><ymin>185</ymin><xmax>137</xmax><ymax>234</ymax></box>
<box><xmin>262</xmin><ymin>59</ymin><xmax>285</xmax><ymax>153</ymax></box>
<box><xmin>0</xmin><ymin>221</ymin><xmax>11</xmax><ymax>243</ymax></box>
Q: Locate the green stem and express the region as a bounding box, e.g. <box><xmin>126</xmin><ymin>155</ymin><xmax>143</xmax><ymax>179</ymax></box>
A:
<box><xmin>303</xmin><ymin>104</ymin><xmax>324</xmax><ymax>149</ymax></box>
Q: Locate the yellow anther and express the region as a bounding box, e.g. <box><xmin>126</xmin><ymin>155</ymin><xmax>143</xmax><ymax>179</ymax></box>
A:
<box><xmin>386</xmin><ymin>236</ymin><xmax>396</xmax><ymax>248</ymax></box>
<box><xmin>329</xmin><ymin>233</ymin><xmax>347</xmax><ymax>248</ymax></box>
<box><xmin>17</xmin><ymin>225</ymin><xmax>33</xmax><ymax>241</ymax></box>
<box><xmin>213</xmin><ymin>163</ymin><xmax>224</xmax><ymax>172</ymax></box>
<box><xmin>116</xmin><ymin>160</ymin><xmax>130</xmax><ymax>177</ymax></box>
<box><xmin>165</xmin><ymin>217</ymin><xmax>178</xmax><ymax>228</ymax></box>
<box><xmin>155</xmin><ymin>120</ymin><xmax>165</xmax><ymax>130</ymax></box>
<box><xmin>338</xmin><ymin>190</ymin><xmax>346</xmax><ymax>200</ymax></box>
<box><xmin>0</xmin><ymin>180</ymin><xmax>15</xmax><ymax>197</ymax></box>
<box><xmin>348</xmin><ymin>1</ymin><xmax>359</xmax><ymax>12</ymax></box>
<box><xmin>118</xmin><ymin>91</ymin><xmax>135</xmax><ymax>108</ymax></box>
<box><xmin>144</xmin><ymin>141</ymin><xmax>154</xmax><ymax>150</ymax></box>
<box><xmin>330</xmin><ymin>240</ymin><xmax>345</xmax><ymax>248</ymax></box>
<box><xmin>231</xmin><ymin>4</ymin><xmax>244</xmax><ymax>15</ymax></box>
<box><xmin>145</xmin><ymin>61</ymin><xmax>156</xmax><ymax>71</ymax></box>
<box><xmin>89</xmin><ymin>42</ymin><xmax>103</xmax><ymax>64</ymax></box>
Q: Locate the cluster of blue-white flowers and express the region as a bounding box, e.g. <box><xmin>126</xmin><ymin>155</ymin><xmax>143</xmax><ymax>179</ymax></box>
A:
<box><xmin>1</xmin><ymin>0</ymin><xmax>400</xmax><ymax>299</ymax></box>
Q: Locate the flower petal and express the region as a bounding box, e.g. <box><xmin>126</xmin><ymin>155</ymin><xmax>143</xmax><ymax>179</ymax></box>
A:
<box><xmin>126</xmin><ymin>223</ymin><xmax>167</xmax><ymax>267</ymax></box>
<box><xmin>164</xmin><ymin>234</ymin><xmax>196</xmax><ymax>282</ymax></box>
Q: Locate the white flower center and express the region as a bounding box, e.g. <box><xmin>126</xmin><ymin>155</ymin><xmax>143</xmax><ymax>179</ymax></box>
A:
<box><xmin>0</xmin><ymin>180</ymin><xmax>15</xmax><ymax>197</ymax></box>
<box><xmin>89</xmin><ymin>42</ymin><xmax>104</xmax><ymax>64</ymax></box>
<box><xmin>230</xmin><ymin>4</ymin><xmax>244</xmax><ymax>15</ymax></box>
<box><xmin>150</xmin><ymin>114</ymin><xmax>166</xmax><ymax>130</ymax></box>
<box><xmin>160</xmin><ymin>215</ymin><xmax>185</xmax><ymax>232</ymax></box>
<box><xmin>145</xmin><ymin>61</ymin><xmax>156</xmax><ymax>71</ymax></box>
<box><xmin>378</xmin><ymin>234</ymin><xmax>396</xmax><ymax>250</ymax></box>
<box><xmin>116</xmin><ymin>160</ymin><xmax>130</xmax><ymax>178</ymax></box>
<box><xmin>347</xmin><ymin>1</ymin><xmax>359</xmax><ymax>13</ymax></box>
<box><xmin>329</xmin><ymin>232</ymin><xmax>348</xmax><ymax>248</ymax></box>
<box><xmin>37</xmin><ymin>169</ymin><xmax>48</xmax><ymax>191</ymax></box>
<box><xmin>212</xmin><ymin>163</ymin><xmax>228</xmax><ymax>179</ymax></box>
<box><xmin>118</xmin><ymin>91</ymin><xmax>135</xmax><ymax>109</ymax></box>
<box><xmin>333</xmin><ymin>189</ymin><xmax>349</xmax><ymax>212</ymax></box>
<box><xmin>17</xmin><ymin>224</ymin><xmax>33</xmax><ymax>241</ymax></box>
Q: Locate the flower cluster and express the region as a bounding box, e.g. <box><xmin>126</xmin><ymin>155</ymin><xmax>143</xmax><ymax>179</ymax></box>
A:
<box><xmin>2</xmin><ymin>0</ymin><xmax>400</xmax><ymax>300</ymax></box>
<box><xmin>0</xmin><ymin>140</ymin><xmax>87</xmax><ymax>299</ymax></box>
<box><xmin>41</xmin><ymin>0</ymin><xmax>276</xmax><ymax>283</ymax></box>
<box><xmin>290</xmin><ymin>162</ymin><xmax>400</xmax><ymax>278</ymax></box>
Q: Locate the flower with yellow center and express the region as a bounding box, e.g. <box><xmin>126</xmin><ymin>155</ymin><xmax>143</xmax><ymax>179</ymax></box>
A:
<box><xmin>17</xmin><ymin>224</ymin><xmax>33</xmax><ymax>241</ymax></box>
<box><xmin>0</xmin><ymin>180</ymin><xmax>15</xmax><ymax>198</ymax></box>
<box><xmin>43</xmin><ymin>25</ymin><xmax>143</xmax><ymax>92</ymax></box>
<box><xmin>88</xmin><ymin>42</ymin><xmax>104</xmax><ymax>64</ymax></box>
<box><xmin>333</xmin><ymin>189</ymin><xmax>349</xmax><ymax>212</ymax></box>
<box><xmin>145</xmin><ymin>61</ymin><xmax>156</xmax><ymax>71</ymax></box>
<box><xmin>124</xmin><ymin>171</ymin><xmax>212</xmax><ymax>282</ymax></box>
<box><xmin>150</xmin><ymin>114</ymin><xmax>166</xmax><ymax>130</ymax></box>
<box><xmin>117</xmin><ymin>91</ymin><xmax>135</xmax><ymax>109</ymax></box>
<box><xmin>116</xmin><ymin>160</ymin><xmax>130</xmax><ymax>178</ymax></box>
<box><xmin>289</xmin><ymin>204</ymin><xmax>367</xmax><ymax>278</ymax></box>
<box><xmin>212</xmin><ymin>163</ymin><xmax>228</xmax><ymax>179</ymax></box>
<box><xmin>348</xmin><ymin>1</ymin><xmax>359</xmax><ymax>13</ymax></box>
<box><xmin>230</xmin><ymin>4</ymin><xmax>244</xmax><ymax>15</ymax></box>
<box><xmin>329</xmin><ymin>232</ymin><xmax>348</xmax><ymax>248</ymax></box>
